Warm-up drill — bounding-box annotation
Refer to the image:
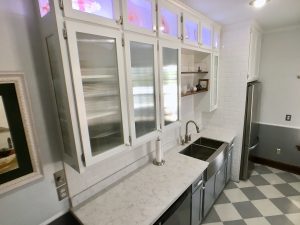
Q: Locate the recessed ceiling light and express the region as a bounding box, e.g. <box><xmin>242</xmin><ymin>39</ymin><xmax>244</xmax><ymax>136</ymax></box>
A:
<box><xmin>249</xmin><ymin>0</ymin><xmax>270</xmax><ymax>8</ymax></box>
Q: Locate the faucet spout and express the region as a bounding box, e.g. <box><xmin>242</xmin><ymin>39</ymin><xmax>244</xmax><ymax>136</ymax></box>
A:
<box><xmin>185</xmin><ymin>120</ymin><xmax>200</xmax><ymax>143</ymax></box>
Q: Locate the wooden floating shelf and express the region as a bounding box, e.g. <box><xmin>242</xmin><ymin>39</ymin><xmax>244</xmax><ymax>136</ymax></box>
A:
<box><xmin>181</xmin><ymin>71</ymin><xmax>209</xmax><ymax>74</ymax></box>
<box><xmin>181</xmin><ymin>89</ymin><xmax>208</xmax><ymax>97</ymax></box>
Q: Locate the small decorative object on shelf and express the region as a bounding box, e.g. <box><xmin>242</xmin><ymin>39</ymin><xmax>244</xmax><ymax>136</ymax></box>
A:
<box><xmin>198</xmin><ymin>79</ymin><xmax>209</xmax><ymax>91</ymax></box>
<box><xmin>181</xmin><ymin>79</ymin><xmax>209</xmax><ymax>97</ymax></box>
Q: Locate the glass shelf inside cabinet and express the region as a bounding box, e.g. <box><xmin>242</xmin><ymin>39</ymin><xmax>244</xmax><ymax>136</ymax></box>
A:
<box><xmin>130</xmin><ymin>41</ymin><xmax>157</xmax><ymax>138</ymax></box>
<box><xmin>127</xmin><ymin>0</ymin><xmax>153</xmax><ymax>30</ymax></box>
<box><xmin>160</xmin><ymin>8</ymin><xmax>178</xmax><ymax>37</ymax></box>
<box><xmin>184</xmin><ymin>19</ymin><xmax>198</xmax><ymax>43</ymax></box>
<box><xmin>72</xmin><ymin>0</ymin><xmax>114</xmax><ymax>19</ymax></box>
<box><xmin>76</xmin><ymin>32</ymin><xmax>124</xmax><ymax>156</ymax></box>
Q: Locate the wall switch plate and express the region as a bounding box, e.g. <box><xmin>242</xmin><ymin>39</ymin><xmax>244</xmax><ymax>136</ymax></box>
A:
<box><xmin>54</xmin><ymin>170</ymin><xmax>66</xmax><ymax>188</ymax></box>
<box><xmin>57</xmin><ymin>184</ymin><xmax>69</xmax><ymax>201</ymax></box>
<box><xmin>285</xmin><ymin>115</ymin><xmax>292</xmax><ymax>121</ymax></box>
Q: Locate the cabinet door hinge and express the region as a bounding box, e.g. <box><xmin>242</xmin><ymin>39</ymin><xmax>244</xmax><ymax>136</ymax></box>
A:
<box><xmin>116</xmin><ymin>16</ymin><xmax>123</xmax><ymax>25</ymax></box>
<box><xmin>59</xmin><ymin>0</ymin><xmax>64</xmax><ymax>9</ymax></box>
<box><xmin>63</xmin><ymin>28</ymin><xmax>67</xmax><ymax>39</ymax></box>
<box><xmin>155</xmin><ymin>3</ymin><xmax>158</xmax><ymax>12</ymax></box>
<box><xmin>157</xmin><ymin>42</ymin><xmax>159</xmax><ymax>51</ymax></box>
<box><xmin>180</xmin><ymin>15</ymin><xmax>183</xmax><ymax>23</ymax></box>
<box><xmin>122</xmin><ymin>38</ymin><xmax>125</xmax><ymax>47</ymax></box>
<box><xmin>81</xmin><ymin>153</ymin><xmax>86</xmax><ymax>166</ymax></box>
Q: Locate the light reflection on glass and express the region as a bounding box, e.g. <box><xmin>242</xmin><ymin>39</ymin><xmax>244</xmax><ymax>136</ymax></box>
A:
<box><xmin>160</xmin><ymin>8</ymin><xmax>178</xmax><ymax>37</ymax></box>
<box><xmin>162</xmin><ymin>48</ymin><xmax>178</xmax><ymax>125</ymax></box>
<box><xmin>184</xmin><ymin>19</ymin><xmax>198</xmax><ymax>42</ymax></box>
<box><xmin>202</xmin><ymin>26</ymin><xmax>212</xmax><ymax>47</ymax></box>
<box><xmin>127</xmin><ymin>0</ymin><xmax>153</xmax><ymax>30</ymax></box>
<box><xmin>38</xmin><ymin>0</ymin><xmax>50</xmax><ymax>17</ymax></box>
<box><xmin>72</xmin><ymin>0</ymin><xmax>114</xmax><ymax>19</ymax></box>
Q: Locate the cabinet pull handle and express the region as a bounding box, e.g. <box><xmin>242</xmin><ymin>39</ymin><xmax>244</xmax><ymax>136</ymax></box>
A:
<box><xmin>197</xmin><ymin>180</ymin><xmax>203</xmax><ymax>187</ymax></box>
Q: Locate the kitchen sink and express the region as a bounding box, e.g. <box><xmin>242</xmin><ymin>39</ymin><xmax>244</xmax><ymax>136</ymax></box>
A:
<box><xmin>180</xmin><ymin>137</ymin><xmax>229</xmax><ymax>179</ymax></box>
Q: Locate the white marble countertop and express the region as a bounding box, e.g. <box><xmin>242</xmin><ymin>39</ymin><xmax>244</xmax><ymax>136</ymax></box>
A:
<box><xmin>73</xmin><ymin>127</ymin><xmax>235</xmax><ymax>225</ymax></box>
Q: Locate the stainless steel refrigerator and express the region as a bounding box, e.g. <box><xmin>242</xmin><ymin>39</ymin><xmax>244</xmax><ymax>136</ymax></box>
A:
<box><xmin>240</xmin><ymin>82</ymin><xmax>261</xmax><ymax>180</ymax></box>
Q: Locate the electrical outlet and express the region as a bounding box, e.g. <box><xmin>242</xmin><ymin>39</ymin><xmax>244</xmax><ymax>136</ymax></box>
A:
<box><xmin>54</xmin><ymin>170</ymin><xmax>66</xmax><ymax>188</ymax></box>
<box><xmin>276</xmin><ymin>148</ymin><xmax>281</xmax><ymax>155</ymax></box>
<box><xmin>56</xmin><ymin>184</ymin><xmax>69</xmax><ymax>201</ymax></box>
<box><xmin>285</xmin><ymin>115</ymin><xmax>292</xmax><ymax>121</ymax></box>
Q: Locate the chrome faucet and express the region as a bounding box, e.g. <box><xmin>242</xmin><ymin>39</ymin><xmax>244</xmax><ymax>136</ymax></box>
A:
<box><xmin>185</xmin><ymin>120</ymin><xmax>200</xmax><ymax>143</ymax></box>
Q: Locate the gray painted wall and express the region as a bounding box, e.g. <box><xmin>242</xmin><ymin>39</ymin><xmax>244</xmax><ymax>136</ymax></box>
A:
<box><xmin>0</xmin><ymin>1</ymin><xmax>69</xmax><ymax>224</ymax></box>
<box><xmin>252</xmin><ymin>123</ymin><xmax>300</xmax><ymax>167</ymax></box>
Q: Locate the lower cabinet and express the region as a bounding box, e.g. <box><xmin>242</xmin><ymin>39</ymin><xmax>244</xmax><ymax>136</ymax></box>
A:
<box><xmin>191</xmin><ymin>176</ymin><xmax>204</xmax><ymax>225</ymax></box>
<box><xmin>214</xmin><ymin>164</ymin><xmax>226</xmax><ymax>198</ymax></box>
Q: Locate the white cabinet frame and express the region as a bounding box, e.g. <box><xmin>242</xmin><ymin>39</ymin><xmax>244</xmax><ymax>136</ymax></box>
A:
<box><xmin>62</xmin><ymin>0</ymin><xmax>121</xmax><ymax>28</ymax></box>
<box><xmin>65</xmin><ymin>21</ymin><xmax>130</xmax><ymax>166</ymax></box>
<box><xmin>124</xmin><ymin>33</ymin><xmax>160</xmax><ymax>146</ymax></box>
<box><xmin>158</xmin><ymin>40</ymin><xmax>181</xmax><ymax>131</ymax></box>
<box><xmin>200</xmin><ymin>21</ymin><xmax>213</xmax><ymax>50</ymax></box>
<box><xmin>157</xmin><ymin>0</ymin><xmax>182</xmax><ymax>42</ymax></box>
<box><xmin>122</xmin><ymin>0</ymin><xmax>157</xmax><ymax>37</ymax></box>
<box><xmin>210</xmin><ymin>53</ymin><xmax>219</xmax><ymax>111</ymax></box>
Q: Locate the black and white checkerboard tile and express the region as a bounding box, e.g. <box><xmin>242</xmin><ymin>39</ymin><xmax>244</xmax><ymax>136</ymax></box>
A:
<box><xmin>202</xmin><ymin>164</ymin><xmax>300</xmax><ymax>225</ymax></box>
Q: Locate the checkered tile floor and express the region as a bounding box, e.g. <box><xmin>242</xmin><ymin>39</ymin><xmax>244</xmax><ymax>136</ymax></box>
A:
<box><xmin>202</xmin><ymin>163</ymin><xmax>300</xmax><ymax>225</ymax></box>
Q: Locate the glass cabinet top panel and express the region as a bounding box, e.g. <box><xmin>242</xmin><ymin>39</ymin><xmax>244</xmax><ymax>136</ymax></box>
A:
<box><xmin>162</xmin><ymin>47</ymin><xmax>179</xmax><ymax>125</ymax></box>
<box><xmin>127</xmin><ymin>0</ymin><xmax>153</xmax><ymax>30</ymax></box>
<box><xmin>184</xmin><ymin>19</ymin><xmax>198</xmax><ymax>43</ymax></box>
<box><xmin>129</xmin><ymin>41</ymin><xmax>156</xmax><ymax>138</ymax></box>
<box><xmin>72</xmin><ymin>0</ymin><xmax>114</xmax><ymax>19</ymax></box>
<box><xmin>160</xmin><ymin>8</ymin><xmax>178</xmax><ymax>37</ymax></box>
<box><xmin>202</xmin><ymin>26</ymin><xmax>212</xmax><ymax>47</ymax></box>
<box><xmin>38</xmin><ymin>0</ymin><xmax>50</xmax><ymax>17</ymax></box>
<box><xmin>76</xmin><ymin>32</ymin><xmax>124</xmax><ymax>156</ymax></box>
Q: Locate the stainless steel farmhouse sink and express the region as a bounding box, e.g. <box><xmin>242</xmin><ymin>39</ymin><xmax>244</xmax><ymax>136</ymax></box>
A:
<box><xmin>180</xmin><ymin>137</ymin><xmax>229</xmax><ymax>178</ymax></box>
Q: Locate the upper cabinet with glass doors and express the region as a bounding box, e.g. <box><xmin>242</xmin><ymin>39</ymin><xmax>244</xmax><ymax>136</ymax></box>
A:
<box><xmin>122</xmin><ymin>0</ymin><xmax>156</xmax><ymax>36</ymax></box>
<box><xmin>201</xmin><ymin>22</ymin><xmax>213</xmax><ymax>50</ymax></box>
<box><xmin>159</xmin><ymin>41</ymin><xmax>180</xmax><ymax>128</ymax></box>
<box><xmin>62</xmin><ymin>0</ymin><xmax>121</xmax><ymax>28</ymax></box>
<box><xmin>65</xmin><ymin>21</ymin><xmax>130</xmax><ymax>166</ymax></box>
<box><xmin>124</xmin><ymin>34</ymin><xmax>160</xmax><ymax>146</ymax></box>
<box><xmin>157</xmin><ymin>0</ymin><xmax>181</xmax><ymax>41</ymax></box>
<box><xmin>182</xmin><ymin>12</ymin><xmax>200</xmax><ymax>47</ymax></box>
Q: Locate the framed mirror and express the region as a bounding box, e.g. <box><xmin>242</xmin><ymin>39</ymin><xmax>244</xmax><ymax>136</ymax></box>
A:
<box><xmin>0</xmin><ymin>72</ymin><xmax>42</xmax><ymax>194</ymax></box>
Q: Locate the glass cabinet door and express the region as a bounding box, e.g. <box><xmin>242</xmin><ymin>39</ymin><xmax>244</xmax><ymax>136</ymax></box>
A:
<box><xmin>183</xmin><ymin>13</ymin><xmax>200</xmax><ymax>46</ymax></box>
<box><xmin>125</xmin><ymin>34</ymin><xmax>159</xmax><ymax>144</ymax></box>
<box><xmin>158</xmin><ymin>0</ymin><xmax>181</xmax><ymax>41</ymax></box>
<box><xmin>201</xmin><ymin>23</ymin><xmax>213</xmax><ymax>49</ymax></box>
<box><xmin>213</xmin><ymin>27</ymin><xmax>221</xmax><ymax>50</ymax></box>
<box><xmin>123</xmin><ymin>0</ymin><xmax>156</xmax><ymax>36</ymax></box>
<box><xmin>160</xmin><ymin>44</ymin><xmax>180</xmax><ymax>127</ymax></box>
<box><xmin>65</xmin><ymin>22</ymin><xmax>129</xmax><ymax>166</ymax></box>
<box><xmin>62</xmin><ymin>0</ymin><xmax>121</xmax><ymax>28</ymax></box>
<box><xmin>211</xmin><ymin>55</ymin><xmax>219</xmax><ymax>109</ymax></box>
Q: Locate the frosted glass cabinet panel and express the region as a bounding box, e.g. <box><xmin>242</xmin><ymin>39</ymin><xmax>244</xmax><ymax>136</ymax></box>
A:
<box><xmin>183</xmin><ymin>14</ymin><xmax>200</xmax><ymax>46</ymax></box>
<box><xmin>63</xmin><ymin>0</ymin><xmax>121</xmax><ymax>27</ymax></box>
<box><xmin>158</xmin><ymin>1</ymin><xmax>181</xmax><ymax>40</ymax></box>
<box><xmin>201</xmin><ymin>23</ymin><xmax>213</xmax><ymax>49</ymax></box>
<box><xmin>123</xmin><ymin>0</ymin><xmax>156</xmax><ymax>35</ymax></box>
<box><xmin>66</xmin><ymin>22</ymin><xmax>129</xmax><ymax>166</ymax></box>
<box><xmin>38</xmin><ymin>0</ymin><xmax>50</xmax><ymax>17</ymax></box>
<box><xmin>161</xmin><ymin>47</ymin><xmax>179</xmax><ymax>126</ymax></box>
<box><xmin>125</xmin><ymin>34</ymin><xmax>159</xmax><ymax>144</ymax></box>
<box><xmin>130</xmin><ymin>42</ymin><xmax>156</xmax><ymax>138</ymax></box>
<box><xmin>213</xmin><ymin>27</ymin><xmax>221</xmax><ymax>50</ymax></box>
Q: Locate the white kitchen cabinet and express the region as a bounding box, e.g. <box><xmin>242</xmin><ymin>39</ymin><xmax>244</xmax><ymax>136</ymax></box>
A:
<box><xmin>159</xmin><ymin>41</ymin><xmax>181</xmax><ymax>129</ymax></box>
<box><xmin>157</xmin><ymin>0</ymin><xmax>181</xmax><ymax>41</ymax></box>
<box><xmin>200</xmin><ymin>22</ymin><xmax>213</xmax><ymax>50</ymax></box>
<box><xmin>124</xmin><ymin>33</ymin><xmax>160</xmax><ymax>146</ymax></box>
<box><xmin>62</xmin><ymin>0</ymin><xmax>122</xmax><ymax>28</ymax></box>
<box><xmin>122</xmin><ymin>0</ymin><xmax>156</xmax><ymax>36</ymax></box>
<box><xmin>182</xmin><ymin>12</ymin><xmax>200</xmax><ymax>47</ymax></box>
<box><xmin>247</xmin><ymin>27</ymin><xmax>262</xmax><ymax>82</ymax></box>
<box><xmin>211</xmin><ymin>54</ymin><xmax>219</xmax><ymax>110</ymax></box>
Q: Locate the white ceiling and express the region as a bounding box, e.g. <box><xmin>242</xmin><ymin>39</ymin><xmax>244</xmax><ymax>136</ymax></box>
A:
<box><xmin>179</xmin><ymin>0</ymin><xmax>300</xmax><ymax>31</ymax></box>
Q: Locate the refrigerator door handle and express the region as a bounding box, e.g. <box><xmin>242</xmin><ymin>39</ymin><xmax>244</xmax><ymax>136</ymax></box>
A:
<box><xmin>248</xmin><ymin>141</ymin><xmax>259</xmax><ymax>151</ymax></box>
